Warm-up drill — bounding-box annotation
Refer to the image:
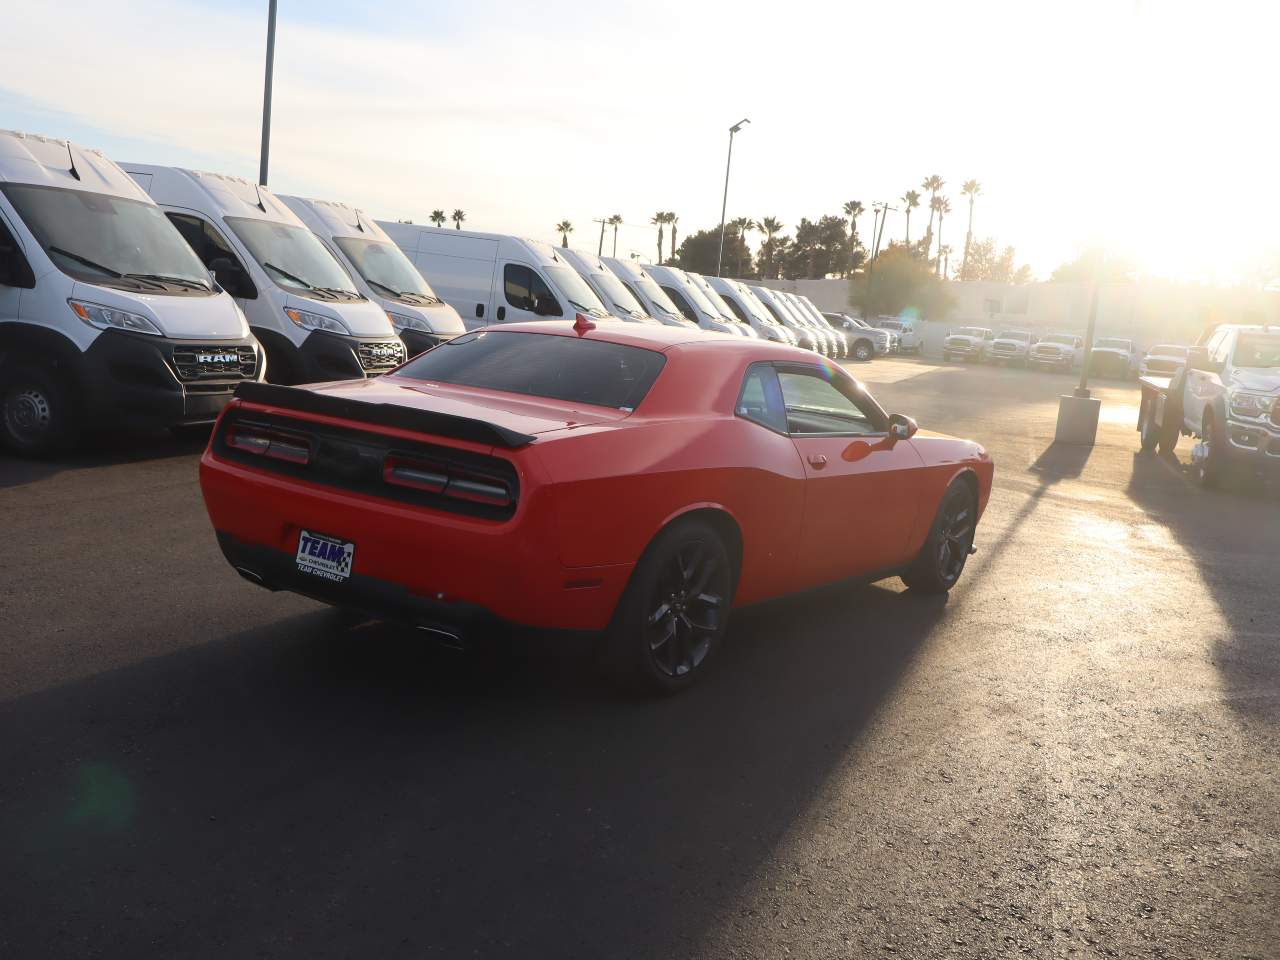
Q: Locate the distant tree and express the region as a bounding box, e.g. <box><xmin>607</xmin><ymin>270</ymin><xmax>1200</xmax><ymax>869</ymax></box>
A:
<box><xmin>607</xmin><ymin>214</ymin><xmax>623</xmax><ymax>256</ymax></box>
<box><xmin>667</xmin><ymin>213</ymin><xmax>679</xmax><ymax>262</ymax></box>
<box><xmin>1012</xmin><ymin>264</ymin><xmax>1033</xmax><ymax>284</ymax></box>
<box><xmin>849</xmin><ymin>241</ymin><xmax>955</xmax><ymax>320</ymax></box>
<box><xmin>1050</xmin><ymin>247</ymin><xmax>1137</xmax><ymax>282</ymax></box>
<box><xmin>452</xmin><ymin>209</ymin><xmax>466</xmax><ymax>230</ymax></box>
<box><xmin>758</xmin><ymin>216</ymin><xmax>784</xmax><ymax>278</ymax></box>
<box><xmin>920</xmin><ymin>174</ymin><xmax>944</xmax><ymax>257</ymax></box>
<box><xmin>781</xmin><ymin>215</ymin><xmax>853</xmax><ymax>279</ymax></box>
<box><xmin>960</xmin><ymin>179</ymin><xmax>981</xmax><ymax>279</ymax></box>
<box><xmin>430</xmin><ymin>209</ymin><xmax>447</xmax><ymax>228</ymax></box>
<box><xmin>651</xmin><ymin>212</ymin><xmax>667</xmax><ymax>264</ymax></box>
<box><xmin>729</xmin><ymin>217</ymin><xmax>756</xmax><ymax>275</ymax></box>
<box><xmin>957</xmin><ymin>236</ymin><xmax>1028</xmax><ymax>283</ymax></box>
<box><xmin>673</xmin><ymin>226</ymin><xmax>751</xmax><ymax>277</ymax></box>
<box><xmin>900</xmin><ymin>190</ymin><xmax>920</xmax><ymax>243</ymax></box>
<box><xmin>842</xmin><ymin>200</ymin><xmax>864</xmax><ymax>253</ymax></box>
<box><xmin>931</xmin><ymin>196</ymin><xmax>952</xmax><ymax>276</ymax></box>
<box><xmin>556</xmin><ymin>220</ymin><xmax>573</xmax><ymax>247</ymax></box>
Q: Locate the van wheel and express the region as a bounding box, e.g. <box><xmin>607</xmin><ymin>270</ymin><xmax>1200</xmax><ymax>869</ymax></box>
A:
<box><xmin>1194</xmin><ymin>414</ymin><xmax>1224</xmax><ymax>488</ymax></box>
<box><xmin>0</xmin><ymin>360</ymin><xmax>79</xmax><ymax>457</ymax></box>
<box><xmin>1138</xmin><ymin>405</ymin><xmax>1160</xmax><ymax>453</ymax></box>
<box><xmin>853</xmin><ymin>340</ymin><xmax>873</xmax><ymax>362</ymax></box>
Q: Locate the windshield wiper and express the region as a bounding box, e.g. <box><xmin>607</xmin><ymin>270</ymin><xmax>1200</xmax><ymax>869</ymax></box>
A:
<box><xmin>48</xmin><ymin>246</ymin><xmax>124</xmax><ymax>278</ymax></box>
<box><xmin>315</xmin><ymin>286</ymin><xmax>359</xmax><ymax>300</ymax></box>
<box><xmin>126</xmin><ymin>273</ymin><xmax>211</xmax><ymax>291</ymax></box>
<box><xmin>262</xmin><ymin>261</ymin><xmax>314</xmax><ymax>289</ymax></box>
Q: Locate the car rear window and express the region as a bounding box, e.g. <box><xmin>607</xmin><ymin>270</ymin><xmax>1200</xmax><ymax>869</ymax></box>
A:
<box><xmin>394</xmin><ymin>331</ymin><xmax>666</xmax><ymax>411</ymax></box>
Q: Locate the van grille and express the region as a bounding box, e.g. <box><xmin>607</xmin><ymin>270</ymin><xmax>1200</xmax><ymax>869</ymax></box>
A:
<box><xmin>172</xmin><ymin>344</ymin><xmax>257</xmax><ymax>381</ymax></box>
<box><xmin>357</xmin><ymin>340</ymin><xmax>407</xmax><ymax>372</ymax></box>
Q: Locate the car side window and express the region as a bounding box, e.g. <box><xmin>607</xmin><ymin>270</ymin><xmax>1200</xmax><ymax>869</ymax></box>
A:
<box><xmin>661</xmin><ymin>285</ymin><xmax>697</xmax><ymax>322</ymax></box>
<box><xmin>504</xmin><ymin>264</ymin><xmax>561</xmax><ymax>316</ymax></box>
<box><xmin>166</xmin><ymin>212</ymin><xmax>257</xmax><ymax>299</ymax></box>
<box><xmin>722</xmin><ymin>296</ymin><xmax>749</xmax><ymax>323</ymax></box>
<box><xmin>777</xmin><ymin>368</ymin><xmax>882</xmax><ymax>436</ymax></box>
<box><xmin>0</xmin><ymin>214</ymin><xmax>36</xmax><ymax>289</ymax></box>
<box><xmin>736</xmin><ymin>363</ymin><xmax>788</xmax><ymax>434</ymax></box>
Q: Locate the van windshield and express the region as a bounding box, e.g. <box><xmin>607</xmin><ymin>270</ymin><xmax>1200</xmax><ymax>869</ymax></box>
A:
<box><xmin>227</xmin><ymin>217</ymin><xmax>362</xmax><ymax>302</ymax></box>
<box><xmin>335</xmin><ymin>237</ymin><xmax>439</xmax><ymax>305</ymax></box>
<box><xmin>677</xmin><ymin>275</ymin><xmax>725</xmax><ymax>319</ymax></box>
<box><xmin>543</xmin><ymin>265</ymin><xmax>609</xmax><ymax>318</ymax></box>
<box><xmin>691</xmin><ymin>277</ymin><xmax>740</xmax><ymax>322</ymax></box>
<box><xmin>588</xmin><ymin>268</ymin><xmax>647</xmax><ymax>319</ymax></box>
<box><xmin>632</xmin><ymin>275</ymin><xmax>684</xmax><ymax>321</ymax></box>
<box><xmin>1</xmin><ymin>183</ymin><xmax>213</xmax><ymax>294</ymax></box>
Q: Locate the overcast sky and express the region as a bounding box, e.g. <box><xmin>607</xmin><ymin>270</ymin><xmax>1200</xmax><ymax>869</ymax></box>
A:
<box><xmin>2</xmin><ymin>0</ymin><xmax>1276</xmax><ymax>282</ymax></box>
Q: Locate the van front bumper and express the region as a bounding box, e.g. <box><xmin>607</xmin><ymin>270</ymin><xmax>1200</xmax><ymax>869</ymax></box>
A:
<box><xmin>82</xmin><ymin>328</ymin><xmax>263</xmax><ymax>429</ymax></box>
<box><xmin>1225</xmin><ymin>417</ymin><xmax>1280</xmax><ymax>473</ymax></box>
<box><xmin>291</xmin><ymin>330</ymin><xmax>408</xmax><ymax>383</ymax></box>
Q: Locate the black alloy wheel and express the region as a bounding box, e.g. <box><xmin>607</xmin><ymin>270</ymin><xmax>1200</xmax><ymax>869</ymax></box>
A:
<box><xmin>902</xmin><ymin>483</ymin><xmax>977</xmax><ymax>594</ymax></box>
<box><xmin>606</xmin><ymin>519</ymin><xmax>733</xmax><ymax>694</ymax></box>
<box><xmin>854</xmin><ymin>340</ymin><xmax>873</xmax><ymax>362</ymax></box>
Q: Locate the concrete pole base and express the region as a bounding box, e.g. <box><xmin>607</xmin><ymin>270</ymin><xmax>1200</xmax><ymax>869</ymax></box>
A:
<box><xmin>1054</xmin><ymin>394</ymin><xmax>1101</xmax><ymax>445</ymax></box>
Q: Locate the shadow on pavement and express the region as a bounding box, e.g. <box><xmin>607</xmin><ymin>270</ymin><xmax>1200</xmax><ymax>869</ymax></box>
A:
<box><xmin>0</xmin><ymin>427</ymin><xmax>211</xmax><ymax>489</ymax></box>
<box><xmin>0</xmin><ymin>578</ymin><xmax>947</xmax><ymax>958</ymax></box>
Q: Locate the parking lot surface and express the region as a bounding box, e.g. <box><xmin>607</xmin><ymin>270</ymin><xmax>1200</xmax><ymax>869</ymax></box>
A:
<box><xmin>2</xmin><ymin>357</ymin><xmax>1277</xmax><ymax>959</ymax></box>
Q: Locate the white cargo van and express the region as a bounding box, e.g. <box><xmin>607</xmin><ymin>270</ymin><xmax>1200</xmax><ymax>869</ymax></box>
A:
<box><xmin>599</xmin><ymin>257</ymin><xmax>698</xmax><ymax>330</ymax></box>
<box><xmin>748</xmin><ymin>284</ymin><xmax>824</xmax><ymax>354</ymax></box>
<box><xmin>279</xmin><ymin>195</ymin><xmax>464</xmax><ymax>357</ymax></box>
<box><xmin>122</xmin><ymin>164</ymin><xmax>405</xmax><ymax>384</ymax></box>
<box><xmin>0</xmin><ymin>131</ymin><xmax>261</xmax><ymax>455</ymax></box>
<box><xmin>555</xmin><ymin>247</ymin><xmax>659</xmax><ymax>324</ymax></box>
<box><xmin>787</xmin><ymin>292</ymin><xmax>849</xmax><ymax>358</ymax></box>
<box><xmin>705</xmin><ymin>276</ymin><xmax>796</xmax><ymax>345</ymax></box>
<box><xmin>378</xmin><ymin>223</ymin><xmax>613</xmax><ymax>330</ymax></box>
<box><xmin>685</xmin><ymin>272</ymin><xmax>759</xmax><ymax>337</ymax></box>
<box><xmin>644</xmin><ymin>264</ymin><xmax>743</xmax><ymax>335</ymax></box>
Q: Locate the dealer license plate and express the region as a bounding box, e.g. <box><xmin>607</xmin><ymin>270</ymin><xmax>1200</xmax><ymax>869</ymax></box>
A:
<box><xmin>296</xmin><ymin>530</ymin><xmax>355</xmax><ymax>582</ymax></box>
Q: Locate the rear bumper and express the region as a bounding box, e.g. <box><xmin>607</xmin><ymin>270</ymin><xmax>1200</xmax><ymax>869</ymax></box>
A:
<box><xmin>200</xmin><ymin>449</ymin><xmax>634</xmax><ymax>632</ymax></box>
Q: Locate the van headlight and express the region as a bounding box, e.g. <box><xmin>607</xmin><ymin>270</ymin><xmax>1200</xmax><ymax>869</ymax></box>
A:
<box><xmin>285</xmin><ymin>307</ymin><xmax>350</xmax><ymax>335</ymax></box>
<box><xmin>69</xmin><ymin>299</ymin><xmax>165</xmax><ymax>336</ymax></box>
<box><xmin>387</xmin><ymin>311</ymin><xmax>430</xmax><ymax>333</ymax></box>
<box><xmin>1228</xmin><ymin>390</ymin><xmax>1275</xmax><ymax>419</ymax></box>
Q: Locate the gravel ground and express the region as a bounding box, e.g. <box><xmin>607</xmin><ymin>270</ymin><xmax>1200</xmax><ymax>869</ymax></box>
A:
<box><xmin>1</xmin><ymin>356</ymin><xmax>1277</xmax><ymax>959</ymax></box>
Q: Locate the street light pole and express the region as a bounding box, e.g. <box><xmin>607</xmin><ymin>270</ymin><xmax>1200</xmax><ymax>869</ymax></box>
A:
<box><xmin>716</xmin><ymin>118</ymin><xmax>750</xmax><ymax>277</ymax></box>
<box><xmin>258</xmin><ymin>0</ymin><xmax>278</xmax><ymax>186</ymax></box>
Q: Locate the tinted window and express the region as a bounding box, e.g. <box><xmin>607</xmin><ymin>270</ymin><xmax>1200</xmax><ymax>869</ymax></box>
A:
<box><xmin>504</xmin><ymin>264</ymin><xmax>561</xmax><ymax>316</ymax></box>
<box><xmin>167</xmin><ymin>213</ymin><xmax>257</xmax><ymax>299</ymax></box>
<box><xmin>662</xmin><ymin>285</ymin><xmax>697</xmax><ymax>322</ymax></box>
<box><xmin>722</xmin><ymin>296</ymin><xmax>749</xmax><ymax>323</ymax></box>
<box><xmin>0</xmin><ymin>214</ymin><xmax>35</xmax><ymax>288</ymax></box>
<box><xmin>396</xmin><ymin>331</ymin><xmax>665</xmax><ymax>410</ymax></box>
<box><xmin>736</xmin><ymin>364</ymin><xmax>787</xmax><ymax>433</ymax></box>
<box><xmin>778</xmin><ymin>369</ymin><xmax>882</xmax><ymax>436</ymax></box>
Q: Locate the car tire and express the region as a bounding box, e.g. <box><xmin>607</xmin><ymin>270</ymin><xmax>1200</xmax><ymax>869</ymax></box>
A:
<box><xmin>853</xmin><ymin>340</ymin><xmax>873</xmax><ymax>362</ymax></box>
<box><xmin>0</xmin><ymin>359</ymin><xmax>80</xmax><ymax>457</ymax></box>
<box><xmin>1138</xmin><ymin>404</ymin><xmax>1160</xmax><ymax>453</ymax></box>
<box><xmin>604</xmin><ymin>517</ymin><xmax>734</xmax><ymax>695</ymax></box>
<box><xmin>1195</xmin><ymin>413</ymin><xmax>1224</xmax><ymax>489</ymax></box>
<box><xmin>902</xmin><ymin>482</ymin><xmax>977</xmax><ymax>595</ymax></box>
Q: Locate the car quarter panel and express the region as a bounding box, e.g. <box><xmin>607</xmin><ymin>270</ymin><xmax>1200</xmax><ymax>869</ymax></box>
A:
<box><xmin>902</xmin><ymin>432</ymin><xmax>994</xmax><ymax>554</ymax></box>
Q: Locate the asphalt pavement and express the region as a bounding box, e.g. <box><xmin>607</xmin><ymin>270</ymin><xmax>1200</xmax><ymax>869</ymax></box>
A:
<box><xmin>2</xmin><ymin>356</ymin><xmax>1277</xmax><ymax>959</ymax></box>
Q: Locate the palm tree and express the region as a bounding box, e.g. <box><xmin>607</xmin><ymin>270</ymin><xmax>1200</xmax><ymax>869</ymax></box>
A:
<box><xmin>932</xmin><ymin>196</ymin><xmax>952</xmax><ymax>276</ymax></box>
<box><xmin>900</xmin><ymin>191</ymin><xmax>920</xmax><ymax>244</ymax></box>
<box><xmin>556</xmin><ymin>220</ymin><xmax>574</xmax><ymax>247</ymax></box>
<box><xmin>651</xmin><ymin>212</ymin><xmax>667</xmax><ymax>263</ymax></box>
<box><xmin>729</xmin><ymin>217</ymin><xmax>756</xmax><ymax>276</ymax></box>
<box><xmin>841</xmin><ymin>201</ymin><xmax>864</xmax><ymax>254</ymax></box>
<box><xmin>940</xmin><ymin>244</ymin><xmax>952</xmax><ymax>280</ymax></box>
<box><xmin>607</xmin><ymin>214</ymin><xmax>623</xmax><ymax>257</ymax></box>
<box><xmin>960</xmin><ymin>179</ymin><xmax>981</xmax><ymax>280</ymax></box>
<box><xmin>920</xmin><ymin>174</ymin><xmax>944</xmax><ymax>257</ymax></box>
<box><xmin>759</xmin><ymin>216</ymin><xmax>782</xmax><ymax>278</ymax></box>
<box><xmin>430</xmin><ymin>209</ymin><xmax>447</xmax><ymax>228</ymax></box>
<box><xmin>451</xmin><ymin>209</ymin><xmax>466</xmax><ymax>230</ymax></box>
<box><xmin>667</xmin><ymin>213</ymin><xmax>679</xmax><ymax>261</ymax></box>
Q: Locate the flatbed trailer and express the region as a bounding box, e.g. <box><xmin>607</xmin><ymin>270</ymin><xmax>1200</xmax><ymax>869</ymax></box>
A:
<box><xmin>1136</xmin><ymin>373</ymin><xmax>1185</xmax><ymax>455</ymax></box>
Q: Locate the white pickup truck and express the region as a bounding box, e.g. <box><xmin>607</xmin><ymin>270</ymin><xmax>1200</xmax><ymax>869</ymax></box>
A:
<box><xmin>1136</xmin><ymin>323</ymin><xmax>1280</xmax><ymax>486</ymax></box>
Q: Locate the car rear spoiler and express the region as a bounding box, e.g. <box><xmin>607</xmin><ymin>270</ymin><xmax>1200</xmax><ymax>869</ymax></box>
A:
<box><xmin>232</xmin><ymin>382</ymin><xmax>537</xmax><ymax>449</ymax></box>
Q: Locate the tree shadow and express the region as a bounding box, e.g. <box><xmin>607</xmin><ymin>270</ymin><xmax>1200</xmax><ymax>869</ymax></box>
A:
<box><xmin>0</xmin><ymin>578</ymin><xmax>948</xmax><ymax>959</ymax></box>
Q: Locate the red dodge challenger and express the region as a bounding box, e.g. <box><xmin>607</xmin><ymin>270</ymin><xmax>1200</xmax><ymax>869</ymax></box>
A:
<box><xmin>200</xmin><ymin>318</ymin><xmax>993</xmax><ymax>692</ymax></box>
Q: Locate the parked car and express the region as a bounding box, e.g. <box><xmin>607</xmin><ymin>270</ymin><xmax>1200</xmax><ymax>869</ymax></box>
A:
<box><xmin>556</xmin><ymin>247</ymin><xmax>660</xmax><ymax>325</ymax></box>
<box><xmin>942</xmin><ymin>326</ymin><xmax>995</xmax><ymax>362</ymax></box>
<box><xmin>1136</xmin><ymin>324</ymin><xmax>1280</xmax><ymax>486</ymax></box>
<box><xmin>600</xmin><ymin>257</ymin><xmax>698</xmax><ymax>330</ymax></box>
<box><xmin>987</xmin><ymin>330</ymin><xmax>1035</xmax><ymax>367</ymax></box>
<box><xmin>1089</xmin><ymin>337</ymin><xmax>1139</xmax><ymax>379</ymax></box>
<box><xmin>379</xmin><ymin>224</ymin><xmax>615</xmax><ymax>331</ymax></box>
<box><xmin>749</xmin><ymin>285</ymin><xmax>824</xmax><ymax>353</ymax></box>
<box><xmin>705</xmin><ymin>276</ymin><xmax>797</xmax><ymax>345</ymax></box>
<box><xmin>124</xmin><ymin>163</ymin><xmax>403</xmax><ymax>385</ymax></box>
<box><xmin>873</xmin><ymin>317</ymin><xmax>921</xmax><ymax>354</ymax></box>
<box><xmin>279</xmin><ymin>195</ymin><xmax>464</xmax><ymax>357</ymax></box>
<box><xmin>823</xmin><ymin>313</ymin><xmax>891</xmax><ymax>360</ymax></box>
<box><xmin>0</xmin><ymin>131</ymin><xmax>262</xmax><ymax>455</ymax></box>
<box><xmin>201</xmin><ymin>318</ymin><xmax>993</xmax><ymax>692</ymax></box>
<box><xmin>644</xmin><ymin>264</ymin><xmax>745</xmax><ymax>335</ymax></box>
<box><xmin>1029</xmin><ymin>333</ymin><xmax>1084</xmax><ymax>372</ymax></box>
<box><xmin>1139</xmin><ymin>343</ymin><xmax>1188</xmax><ymax>378</ymax></box>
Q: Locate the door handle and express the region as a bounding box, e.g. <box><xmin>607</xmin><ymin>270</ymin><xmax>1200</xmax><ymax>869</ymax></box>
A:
<box><xmin>497</xmin><ymin>305</ymin><xmax>506</xmax><ymax>322</ymax></box>
<box><xmin>807</xmin><ymin>454</ymin><xmax>828</xmax><ymax>469</ymax></box>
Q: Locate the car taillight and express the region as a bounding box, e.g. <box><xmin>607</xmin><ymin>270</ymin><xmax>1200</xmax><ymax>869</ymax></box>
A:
<box><xmin>226</xmin><ymin>424</ymin><xmax>312</xmax><ymax>464</ymax></box>
<box><xmin>383</xmin><ymin>455</ymin><xmax>512</xmax><ymax>507</ymax></box>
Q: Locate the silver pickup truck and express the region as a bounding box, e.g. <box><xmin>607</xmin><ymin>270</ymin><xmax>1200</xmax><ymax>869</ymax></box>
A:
<box><xmin>1136</xmin><ymin>323</ymin><xmax>1280</xmax><ymax>486</ymax></box>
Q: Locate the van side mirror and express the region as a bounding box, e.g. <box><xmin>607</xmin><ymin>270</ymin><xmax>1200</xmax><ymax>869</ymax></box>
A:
<box><xmin>888</xmin><ymin>413</ymin><xmax>918</xmax><ymax>439</ymax></box>
<box><xmin>534</xmin><ymin>294</ymin><xmax>560</xmax><ymax>317</ymax></box>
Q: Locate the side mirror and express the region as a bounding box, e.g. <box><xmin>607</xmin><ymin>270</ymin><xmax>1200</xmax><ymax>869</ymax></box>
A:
<box><xmin>1186</xmin><ymin>346</ymin><xmax>1216</xmax><ymax>372</ymax></box>
<box><xmin>888</xmin><ymin>413</ymin><xmax>918</xmax><ymax>439</ymax></box>
<box><xmin>534</xmin><ymin>295</ymin><xmax>560</xmax><ymax>317</ymax></box>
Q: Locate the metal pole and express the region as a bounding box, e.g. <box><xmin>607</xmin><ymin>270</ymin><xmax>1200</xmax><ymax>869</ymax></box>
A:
<box><xmin>716</xmin><ymin>119</ymin><xmax>749</xmax><ymax>277</ymax></box>
<box><xmin>596</xmin><ymin>218</ymin><xmax>606</xmax><ymax>256</ymax></box>
<box><xmin>258</xmin><ymin>0</ymin><xmax>277</xmax><ymax>186</ymax></box>
<box><xmin>867</xmin><ymin>205</ymin><xmax>882</xmax><ymax>277</ymax></box>
<box><xmin>1075</xmin><ymin>276</ymin><xmax>1101</xmax><ymax>398</ymax></box>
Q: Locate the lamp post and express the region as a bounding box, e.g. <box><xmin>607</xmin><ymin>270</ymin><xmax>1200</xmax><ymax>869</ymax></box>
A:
<box><xmin>716</xmin><ymin>118</ymin><xmax>750</xmax><ymax>277</ymax></box>
<box><xmin>1054</xmin><ymin>250</ymin><xmax>1103</xmax><ymax>443</ymax></box>
<box><xmin>258</xmin><ymin>0</ymin><xmax>278</xmax><ymax>186</ymax></box>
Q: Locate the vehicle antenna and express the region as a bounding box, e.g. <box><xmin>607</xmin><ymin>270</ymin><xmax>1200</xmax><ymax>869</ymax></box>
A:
<box><xmin>65</xmin><ymin>140</ymin><xmax>80</xmax><ymax>181</ymax></box>
<box><xmin>352</xmin><ymin>207</ymin><xmax>366</xmax><ymax>233</ymax></box>
<box><xmin>252</xmin><ymin>181</ymin><xmax>267</xmax><ymax>213</ymax></box>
